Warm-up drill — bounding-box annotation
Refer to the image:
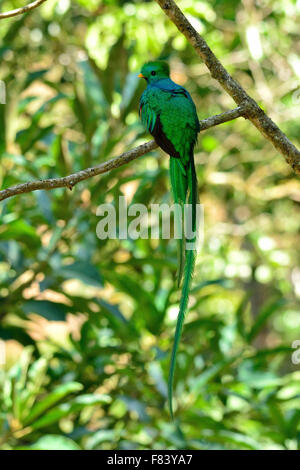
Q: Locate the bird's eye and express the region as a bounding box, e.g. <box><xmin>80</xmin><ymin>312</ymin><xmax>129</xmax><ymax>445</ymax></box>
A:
<box><xmin>151</xmin><ymin>71</ymin><xmax>156</xmax><ymax>76</ymax></box>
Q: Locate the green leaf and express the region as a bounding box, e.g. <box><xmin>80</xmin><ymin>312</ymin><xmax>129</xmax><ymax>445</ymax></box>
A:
<box><xmin>22</xmin><ymin>300</ymin><xmax>68</xmax><ymax>321</ymax></box>
<box><xmin>191</xmin><ymin>278</ymin><xmax>230</xmax><ymax>293</ymax></box>
<box><xmin>212</xmin><ymin>430</ymin><xmax>261</xmax><ymax>450</ymax></box>
<box><xmin>247</xmin><ymin>299</ymin><xmax>286</xmax><ymax>342</ymax></box>
<box><xmin>31</xmin><ymin>394</ymin><xmax>111</xmax><ymax>430</ymax></box>
<box><xmin>18</xmin><ymin>435</ymin><xmax>81</xmax><ymax>450</ymax></box>
<box><xmin>0</xmin><ymin>220</ymin><xmax>40</xmax><ymax>246</ymax></box>
<box><xmin>238</xmin><ymin>360</ymin><xmax>281</xmax><ymax>388</ymax></box>
<box><xmin>23</xmin><ymin>382</ymin><xmax>83</xmax><ymax>425</ymax></box>
<box><xmin>85</xmin><ymin>430</ymin><xmax>117</xmax><ymax>450</ymax></box>
<box><xmin>59</xmin><ymin>261</ymin><xmax>103</xmax><ymax>287</ymax></box>
<box><xmin>235</xmin><ymin>294</ymin><xmax>251</xmax><ymax>340</ymax></box>
<box><xmin>190</xmin><ymin>356</ymin><xmax>237</xmax><ymax>392</ymax></box>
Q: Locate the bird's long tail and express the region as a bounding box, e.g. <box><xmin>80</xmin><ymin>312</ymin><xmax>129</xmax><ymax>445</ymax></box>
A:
<box><xmin>168</xmin><ymin>155</ymin><xmax>198</xmax><ymax>418</ymax></box>
<box><xmin>169</xmin><ymin>158</ymin><xmax>188</xmax><ymax>286</ymax></box>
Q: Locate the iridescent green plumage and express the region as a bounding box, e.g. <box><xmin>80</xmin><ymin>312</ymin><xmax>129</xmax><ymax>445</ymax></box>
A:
<box><xmin>139</xmin><ymin>61</ymin><xmax>200</xmax><ymax>417</ymax></box>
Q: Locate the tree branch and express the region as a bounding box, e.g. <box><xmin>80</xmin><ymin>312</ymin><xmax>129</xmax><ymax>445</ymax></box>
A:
<box><xmin>199</xmin><ymin>105</ymin><xmax>248</xmax><ymax>131</ymax></box>
<box><xmin>155</xmin><ymin>0</ymin><xmax>300</xmax><ymax>176</ymax></box>
<box><xmin>0</xmin><ymin>0</ymin><xmax>47</xmax><ymax>20</ymax></box>
<box><xmin>0</xmin><ymin>107</ymin><xmax>246</xmax><ymax>202</ymax></box>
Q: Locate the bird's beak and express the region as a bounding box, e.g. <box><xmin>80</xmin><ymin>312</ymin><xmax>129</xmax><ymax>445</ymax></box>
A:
<box><xmin>138</xmin><ymin>73</ymin><xmax>145</xmax><ymax>78</ymax></box>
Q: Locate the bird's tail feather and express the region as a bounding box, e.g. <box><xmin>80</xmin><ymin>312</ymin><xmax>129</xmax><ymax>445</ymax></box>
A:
<box><xmin>168</xmin><ymin>155</ymin><xmax>198</xmax><ymax>418</ymax></box>
<box><xmin>169</xmin><ymin>158</ymin><xmax>188</xmax><ymax>287</ymax></box>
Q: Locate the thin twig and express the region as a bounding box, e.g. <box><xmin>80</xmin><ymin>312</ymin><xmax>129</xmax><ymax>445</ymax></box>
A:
<box><xmin>0</xmin><ymin>0</ymin><xmax>47</xmax><ymax>20</ymax></box>
<box><xmin>0</xmin><ymin>107</ymin><xmax>246</xmax><ymax>202</ymax></box>
<box><xmin>155</xmin><ymin>0</ymin><xmax>300</xmax><ymax>175</ymax></box>
<box><xmin>199</xmin><ymin>105</ymin><xmax>248</xmax><ymax>130</ymax></box>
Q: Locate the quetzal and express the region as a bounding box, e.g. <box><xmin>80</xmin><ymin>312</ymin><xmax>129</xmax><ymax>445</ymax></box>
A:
<box><xmin>138</xmin><ymin>61</ymin><xmax>200</xmax><ymax>417</ymax></box>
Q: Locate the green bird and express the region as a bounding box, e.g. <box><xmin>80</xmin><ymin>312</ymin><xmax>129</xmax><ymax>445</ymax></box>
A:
<box><xmin>139</xmin><ymin>61</ymin><xmax>200</xmax><ymax>417</ymax></box>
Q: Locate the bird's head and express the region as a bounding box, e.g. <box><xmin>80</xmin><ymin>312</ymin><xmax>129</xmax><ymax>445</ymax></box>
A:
<box><xmin>138</xmin><ymin>61</ymin><xmax>170</xmax><ymax>84</ymax></box>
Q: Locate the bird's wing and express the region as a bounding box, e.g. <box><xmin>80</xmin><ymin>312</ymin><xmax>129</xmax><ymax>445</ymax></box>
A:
<box><xmin>139</xmin><ymin>91</ymin><xmax>157</xmax><ymax>133</ymax></box>
<box><xmin>140</xmin><ymin>82</ymin><xmax>199</xmax><ymax>166</ymax></box>
<box><xmin>159</xmin><ymin>93</ymin><xmax>199</xmax><ymax>166</ymax></box>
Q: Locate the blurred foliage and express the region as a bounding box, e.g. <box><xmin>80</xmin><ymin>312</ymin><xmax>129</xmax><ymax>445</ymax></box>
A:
<box><xmin>0</xmin><ymin>0</ymin><xmax>300</xmax><ymax>450</ymax></box>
